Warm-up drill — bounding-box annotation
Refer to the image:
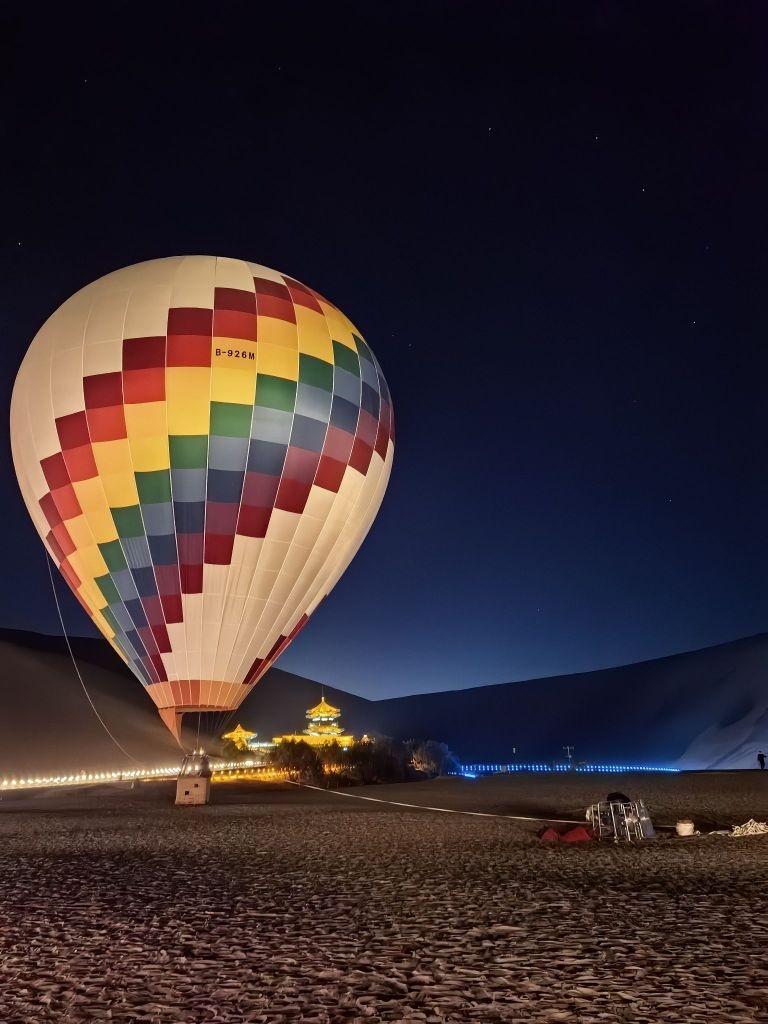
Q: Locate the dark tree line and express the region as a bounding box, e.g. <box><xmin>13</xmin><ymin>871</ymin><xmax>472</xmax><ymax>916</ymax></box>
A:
<box><xmin>265</xmin><ymin>736</ymin><xmax>459</xmax><ymax>786</ymax></box>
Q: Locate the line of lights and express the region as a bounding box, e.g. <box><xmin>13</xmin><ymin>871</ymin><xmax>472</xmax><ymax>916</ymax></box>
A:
<box><xmin>0</xmin><ymin>758</ymin><xmax>278</xmax><ymax>790</ymax></box>
<box><xmin>0</xmin><ymin>766</ymin><xmax>179</xmax><ymax>789</ymax></box>
<box><xmin>1</xmin><ymin>760</ymin><xmax>681</xmax><ymax>791</ymax></box>
<box><xmin>458</xmin><ymin>763</ymin><xmax>680</xmax><ymax>774</ymax></box>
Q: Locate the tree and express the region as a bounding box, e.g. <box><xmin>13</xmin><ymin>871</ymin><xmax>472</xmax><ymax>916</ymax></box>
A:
<box><xmin>406</xmin><ymin>739</ymin><xmax>460</xmax><ymax>778</ymax></box>
<box><xmin>333</xmin><ymin>736</ymin><xmax>412</xmax><ymax>785</ymax></box>
<box><xmin>317</xmin><ymin>741</ymin><xmax>346</xmax><ymax>773</ymax></box>
<box><xmin>268</xmin><ymin>740</ymin><xmax>323</xmax><ymax>783</ymax></box>
<box><xmin>220</xmin><ymin>738</ymin><xmax>247</xmax><ymax>760</ymax></box>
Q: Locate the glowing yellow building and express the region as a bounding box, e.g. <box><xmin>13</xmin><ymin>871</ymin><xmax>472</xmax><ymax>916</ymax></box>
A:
<box><xmin>273</xmin><ymin>695</ymin><xmax>354</xmax><ymax>748</ymax></box>
<box><xmin>222</xmin><ymin>723</ymin><xmax>257</xmax><ymax>751</ymax></box>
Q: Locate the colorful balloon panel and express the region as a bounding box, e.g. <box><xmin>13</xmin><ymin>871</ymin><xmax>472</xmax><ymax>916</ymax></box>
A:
<box><xmin>11</xmin><ymin>257</ymin><xmax>394</xmax><ymax>739</ymax></box>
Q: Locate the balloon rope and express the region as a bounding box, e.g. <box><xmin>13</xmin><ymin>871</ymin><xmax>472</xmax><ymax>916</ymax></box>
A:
<box><xmin>218</xmin><ymin>707</ymin><xmax>239</xmax><ymax>743</ymax></box>
<box><xmin>46</xmin><ymin>554</ymin><xmax>141</xmax><ymax>765</ymax></box>
<box><xmin>196</xmin><ymin>711</ymin><xmax>201</xmax><ymax>751</ymax></box>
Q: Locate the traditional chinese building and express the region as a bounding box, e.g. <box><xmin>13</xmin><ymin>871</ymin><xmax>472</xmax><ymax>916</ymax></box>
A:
<box><xmin>222</xmin><ymin>724</ymin><xmax>257</xmax><ymax>751</ymax></box>
<box><xmin>273</xmin><ymin>694</ymin><xmax>354</xmax><ymax>748</ymax></box>
<box><xmin>222</xmin><ymin>723</ymin><xmax>275</xmax><ymax>754</ymax></box>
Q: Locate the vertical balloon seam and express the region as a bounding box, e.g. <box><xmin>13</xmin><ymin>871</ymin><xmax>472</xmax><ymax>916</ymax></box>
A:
<box><xmin>295</xmin><ymin>332</ymin><xmax>386</xmax><ymax>624</ymax></box>
<box><xmin>249</xmin><ymin>461</ymin><xmax>383</xmax><ymax>688</ymax></box>
<box><xmin>154</xmin><ymin>258</ymin><xmax>189</xmax><ymax>700</ymax></box>
<box><xmin>272</xmin><ymin>291</ymin><xmax>366</xmax><ymax>655</ymax></box>
<box><xmin>268</xmin><ymin>340</ymin><xmax>390</xmax><ymax>681</ymax></box>
<box><xmin>213</xmin><ymin>266</ymin><xmax>302</xmax><ymax>707</ymax></box>
<box><xmin>316</xmin><ymin>445</ymin><xmax>392</xmax><ymax>609</ymax></box>
<box><xmin>164</xmin><ymin>257</ymin><xmax>193</xmax><ymax>694</ymax></box>
<box><xmin>127</xmin><ymin>277</ymin><xmax>175</xmax><ymax>701</ymax></box>
<box><xmin>219</xmin><ymin>273</ymin><xmax>331</xmax><ymax>690</ymax></box>
<box><xmin>208</xmin><ymin>260</ymin><xmax>275</xmax><ymax>712</ymax></box>
<box><xmin>198</xmin><ymin>256</ymin><xmax>218</xmax><ymax>710</ymax></box>
<box><xmin>208</xmin><ymin>264</ymin><xmax>268</xmax><ymax>711</ymax></box>
<box><xmin>204</xmin><ymin>255</ymin><xmax>232</xmax><ymax>714</ymax></box>
<box><xmin>191</xmin><ymin>255</ymin><xmax>219</xmax><ymax>707</ymax></box>
<box><xmin>121</xmin><ymin>280</ymin><xmax>178</xmax><ymax>704</ymax></box>
<box><xmin>221</xmin><ymin>273</ymin><xmax>325</xmax><ymax>693</ymax></box>
<box><xmin>172</xmin><ymin>258</ymin><xmax>198</xmax><ymax>705</ymax></box>
<box><xmin>306</xmin><ymin>365</ymin><xmax>394</xmax><ymax>622</ymax></box>
<box><xmin>208</xmin><ymin>258</ymin><xmax>264</xmax><ymax>714</ymax></box>
<box><xmin>212</xmin><ymin>272</ymin><xmax>273</xmax><ymax>692</ymax></box>
<box><xmin>206</xmin><ymin>258</ymin><xmax>246</xmax><ymax>709</ymax></box>
<box><xmin>88</xmin><ymin>285</ymin><xmax>163</xmax><ymax>691</ymax></box>
<box><xmin>76</xmin><ymin>291</ymin><xmax>133</xmax><ymax>681</ymax></box>
<box><xmin>174</xmin><ymin>257</ymin><xmax>204</xmax><ymax>704</ymax></box>
<box><xmin>212</xmin><ymin>266</ymin><xmax>289</xmax><ymax>697</ymax></box>
<box><xmin>63</xmin><ymin>292</ymin><xmax>155</xmax><ymax>687</ymax></box>
<box><xmin>219</xmin><ymin>258</ymin><xmax>274</xmax><ymax>694</ymax></box>
<box><xmin>225</xmin><ymin>304</ymin><xmax>373</xmax><ymax>688</ymax></box>
<box><xmin>90</xmin><ymin>278</ymin><xmax>170</xmax><ymax>694</ymax></box>
<box><xmin>209</xmin><ymin>255</ymin><xmax>239</xmax><ymax>710</ymax></box>
<box><xmin>39</xmin><ymin>294</ymin><xmax>135</xmax><ymax>685</ymax></box>
<box><xmin>273</xmin><ymin>439</ymin><xmax>391</xmax><ymax>672</ymax></box>
<box><xmin>251</xmin><ymin>277</ymin><xmax>343</xmax><ymax>679</ymax></box>
<box><xmin>227</xmin><ymin>296</ymin><xmax>364</xmax><ymax>684</ymax></box>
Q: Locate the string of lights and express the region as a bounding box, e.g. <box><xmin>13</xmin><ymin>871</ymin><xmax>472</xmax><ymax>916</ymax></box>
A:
<box><xmin>0</xmin><ymin>759</ymin><xmax>278</xmax><ymax>790</ymax></box>
<box><xmin>459</xmin><ymin>764</ymin><xmax>680</xmax><ymax>775</ymax></box>
<box><xmin>0</xmin><ymin>760</ymin><xmax>682</xmax><ymax>791</ymax></box>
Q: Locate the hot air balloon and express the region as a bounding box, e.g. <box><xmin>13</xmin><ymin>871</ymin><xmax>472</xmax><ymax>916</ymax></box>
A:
<box><xmin>11</xmin><ymin>257</ymin><xmax>394</xmax><ymax>743</ymax></box>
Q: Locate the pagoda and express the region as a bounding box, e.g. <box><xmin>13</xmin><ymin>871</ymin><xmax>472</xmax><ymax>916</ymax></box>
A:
<box><xmin>222</xmin><ymin>723</ymin><xmax>257</xmax><ymax>751</ymax></box>
<box><xmin>221</xmin><ymin>723</ymin><xmax>276</xmax><ymax>754</ymax></box>
<box><xmin>273</xmin><ymin>693</ymin><xmax>354</xmax><ymax>748</ymax></box>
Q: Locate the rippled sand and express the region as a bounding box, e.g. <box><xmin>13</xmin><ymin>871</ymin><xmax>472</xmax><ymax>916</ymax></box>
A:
<box><xmin>1</xmin><ymin>773</ymin><xmax>767</xmax><ymax>1022</ymax></box>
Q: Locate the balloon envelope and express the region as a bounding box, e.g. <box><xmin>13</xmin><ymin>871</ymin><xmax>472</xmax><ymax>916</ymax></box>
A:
<box><xmin>11</xmin><ymin>257</ymin><xmax>394</xmax><ymax>741</ymax></box>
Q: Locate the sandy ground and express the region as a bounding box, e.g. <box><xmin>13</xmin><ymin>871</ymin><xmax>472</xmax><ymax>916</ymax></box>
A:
<box><xmin>1</xmin><ymin>773</ymin><xmax>767</xmax><ymax>1023</ymax></box>
<box><xmin>356</xmin><ymin>771</ymin><xmax>768</xmax><ymax>830</ymax></box>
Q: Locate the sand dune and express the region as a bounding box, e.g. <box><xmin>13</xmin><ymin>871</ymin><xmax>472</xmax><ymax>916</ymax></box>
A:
<box><xmin>1</xmin><ymin>628</ymin><xmax>767</xmax><ymax>772</ymax></box>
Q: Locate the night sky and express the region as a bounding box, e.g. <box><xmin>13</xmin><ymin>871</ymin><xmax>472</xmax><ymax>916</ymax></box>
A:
<box><xmin>2</xmin><ymin>3</ymin><xmax>766</xmax><ymax>698</ymax></box>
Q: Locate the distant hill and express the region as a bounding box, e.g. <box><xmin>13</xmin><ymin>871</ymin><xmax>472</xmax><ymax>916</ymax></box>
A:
<box><xmin>0</xmin><ymin>628</ymin><xmax>374</xmax><ymax>776</ymax></box>
<box><xmin>369</xmin><ymin>634</ymin><xmax>768</xmax><ymax>769</ymax></box>
<box><xmin>1</xmin><ymin>628</ymin><xmax>767</xmax><ymax>773</ymax></box>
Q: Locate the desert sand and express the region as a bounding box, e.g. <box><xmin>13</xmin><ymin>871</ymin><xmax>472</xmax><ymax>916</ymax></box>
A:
<box><xmin>1</xmin><ymin>773</ymin><xmax>767</xmax><ymax>1022</ymax></box>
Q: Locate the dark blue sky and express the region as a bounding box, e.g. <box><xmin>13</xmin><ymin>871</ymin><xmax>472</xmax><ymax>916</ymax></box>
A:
<box><xmin>2</xmin><ymin>2</ymin><xmax>766</xmax><ymax>698</ymax></box>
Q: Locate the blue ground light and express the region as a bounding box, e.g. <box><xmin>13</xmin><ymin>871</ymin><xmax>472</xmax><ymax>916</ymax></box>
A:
<box><xmin>458</xmin><ymin>764</ymin><xmax>680</xmax><ymax>775</ymax></box>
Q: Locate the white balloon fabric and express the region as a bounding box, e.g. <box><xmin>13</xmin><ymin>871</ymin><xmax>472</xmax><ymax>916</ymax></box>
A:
<box><xmin>11</xmin><ymin>257</ymin><xmax>394</xmax><ymax>740</ymax></box>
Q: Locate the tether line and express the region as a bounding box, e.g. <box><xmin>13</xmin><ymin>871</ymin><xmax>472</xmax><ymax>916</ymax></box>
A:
<box><xmin>291</xmin><ymin>782</ymin><xmax>583</xmax><ymax>824</ymax></box>
<box><xmin>46</xmin><ymin>553</ymin><xmax>141</xmax><ymax>765</ymax></box>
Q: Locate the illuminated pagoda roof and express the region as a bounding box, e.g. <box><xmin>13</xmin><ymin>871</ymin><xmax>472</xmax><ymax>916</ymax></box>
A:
<box><xmin>306</xmin><ymin>696</ymin><xmax>341</xmax><ymax>720</ymax></box>
<box><xmin>222</xmin><ymin>723</ymin><xmax>257</xmax><ymax>751</ymax></box>
<box><xmin>304</xmin><ymin>692</ymin><xmax>343</xmax><ymax>737</ymax></box>
<box><xmin>273</xmin><ymin>691</ymin><xmax>354</xmax><ymax>747</ymax></box>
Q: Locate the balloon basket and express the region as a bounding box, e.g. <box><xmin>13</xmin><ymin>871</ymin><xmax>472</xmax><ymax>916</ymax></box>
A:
<box><xmin>175</xmin><ymin>752</ymin><xmax>212</xmax><ymax>806</ymax></box>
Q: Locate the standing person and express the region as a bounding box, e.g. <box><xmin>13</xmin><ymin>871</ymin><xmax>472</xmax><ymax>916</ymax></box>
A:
<box><xmin>758</xmin><ymin>752</ymin><xmax>766</xmax><ymax>771</ymax></box>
